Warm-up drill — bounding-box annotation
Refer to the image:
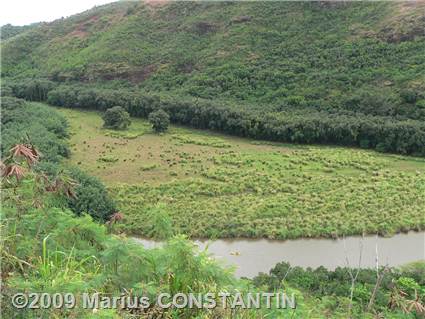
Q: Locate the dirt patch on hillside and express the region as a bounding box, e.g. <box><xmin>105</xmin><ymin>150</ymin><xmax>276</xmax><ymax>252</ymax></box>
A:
<box><xmin>66</xmin><ymin>10</ymin><xmax>127</xmax><ymax>40</ymax></box>
<box><xmin>144</xmin><ymin>0</ymin><xmax>169</xmax><ymax>8</ymax></box>
<box><xmin>126</xmin><ymin>64</ymin><xmax>157</xmax><ymax>83</ymax></box>
<box><xmin>378</xmin><ymin>1</ymin><xmax>425</xmax><ymax>43</ymax></box>
<box><xmin>99</xmin><ymin>64</ymin><xmax>157</xmax><ymax>83</ymax></box>
<box><xmin>67</xmin><ymin>15</ymin><xmax>100</xmax><ymax>39</ymax></box>
<box><xmin>349</xmin><ymin>1</ymin><xmax>425</xmax><ymax>42</ymax></box>
<box><xmin>68</xmin><ymin>30</ymin><xmax>89</xmax><ymax>39</ymax></box>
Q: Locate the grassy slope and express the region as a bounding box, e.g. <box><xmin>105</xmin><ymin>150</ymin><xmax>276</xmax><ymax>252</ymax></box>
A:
<box><xmin>3</xmin><ymin>2</ymin><xmax>425</xmax><ymax>110</ymax></box>
<box><xmin>59</xmin><ymin>106</ymin><xmax>425</xmax><ymax>240</ymax></box>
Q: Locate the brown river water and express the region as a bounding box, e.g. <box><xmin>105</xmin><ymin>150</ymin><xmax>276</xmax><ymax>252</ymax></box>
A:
<box><xmin>133</xmin><ymin>231</ymin><xmax>425</xmax><ymax>278</ymax></box>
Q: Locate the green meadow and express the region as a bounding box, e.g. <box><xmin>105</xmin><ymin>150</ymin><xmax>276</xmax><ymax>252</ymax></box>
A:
<box><xmin>59</xmin><ymin>106</ymin><xmax>425</xmax><ymax>240</ymax></box>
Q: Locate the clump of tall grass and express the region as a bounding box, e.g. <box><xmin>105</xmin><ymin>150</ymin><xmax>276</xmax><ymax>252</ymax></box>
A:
<box><xmin>171</xmin><ymin>134</ymin><xmax>231</xmax><ymax>148</ymax></box>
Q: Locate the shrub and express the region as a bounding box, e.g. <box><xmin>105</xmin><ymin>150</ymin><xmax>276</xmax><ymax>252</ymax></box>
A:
<box><xmin>1</xmin><ymin>96</ymin><xmax>26</xmax><ymax>110</ymax></box>
<box><xmin>417</xmin><ymin>100</ymin><xmax>425</xmax><ymax>109</ymax></box>
<box><xmin>146</xmin><ymin>203</ymin><xmax>174</xmax><ymax>240</ymax></box>
<box><xmin>9</xmin><ymin>78</ymin><xmax>56</xmax><ymax>101</ymax></box>
<box><xmin>102</xmin><ymin>106</ymin><xmax>131</xmax><ymax>130</ymax></box>
<box><xmin>1</xmin><ymin>83</ymin><xmax>13</xmax><ymax>96</ymax></box>
<box><xmin>148</xmin><ymin>109</ymin><xmax>170</xmax><ymax>133</ymax></box>
<box><xmin>254</xmin><ymin>260</ymin><xmax>425</xmax><ymax>313</ymax></box>
<box><xmin>67</xmin><ymin>167</ymin><xmax>117</xmax><ymax>222</ymax></box>
<box><xmin>400</xmin><ymin>262</ymin><xmax>425</xmax><ymax>286</ymax></box>
<box><xmin>343</xmin><ymin>88</ymin><xmax>399</xmax><ymax>116</ymax></box>
<box><xmin>400</xmin><ymin>89</ymin><xmax>418</xmax><ymax>104</ymax></box>
<box><xmin>1</xmin><ymin>97</ymin><xmax>70</xmax><ymax>164</ymax></box>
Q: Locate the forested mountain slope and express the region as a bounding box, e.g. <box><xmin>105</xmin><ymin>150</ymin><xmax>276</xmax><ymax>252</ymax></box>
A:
<box><xmin>0</xmin><ymin>23</ymin><xmax>40</xmax><ymax>40</ymax></box>
<box><xmin>2</xmin><ymin>1</ymin><xmax>425</xmax><ymax>155</ymax></box>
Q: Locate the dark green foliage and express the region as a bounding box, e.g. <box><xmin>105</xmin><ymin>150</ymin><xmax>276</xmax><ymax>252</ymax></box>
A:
<box><xmin>102</xmin><ymin>106</ymin><xmax>131</xmax><ymax>130</ymax></box>
<box><xmin>253</xmin><ymin>261</ymin><xmax>425</xmax><ymax>313</ymax></box>
<box><xmin>399</xmin><ymin>262</ymin><xmax>425</xmax><ymax>287</ymax></box>
<box><xmin>1</xmin><ymin>83</ymin><xmax>13</xmax><ymax>96</ymax></box>
<box><xmin>44</xmin><ymin>85</ymin><xmax>425</xmax><ymax>156</ymax></box>
<box><xmin>67</xmin><ymin>167</ymin><xmax>117</xmax><ymax>222</ymax></box>
<box><xmin>1</xmin><ymin>95</ymin><xmax>26</xmax><ymax>110</ymax></box>
<box><xmin>1</xmin><ymin>97</ymin><xmax>69</xmax><ymax>163</ymax></box>
<box><xmin>148</xmin><ymin>109</ymin><xmax>170</xmax><ymax>133</ymax></box>
<box><xmin>46</xmin><ymin>85</ymin><xmax>160</xmax><ymax>114</ymax></box>
<box><xmin>0</xmin><ymin>23</ymin><xmax>40</xmax><ymax>40</ymax></box>
<box><xmin>7</xmin><ymin>78</ymin><xmax>56</xmax><ymax>101</ymax></box>
<box><xmin>0</xmin><ymin>97</ymin><xmax>117</xmax><ymax>223</ymax></box>
<box><xmin>400</xmin><ymin>89</ymin><xmax>419</xmax><ymax>104</ymax></box>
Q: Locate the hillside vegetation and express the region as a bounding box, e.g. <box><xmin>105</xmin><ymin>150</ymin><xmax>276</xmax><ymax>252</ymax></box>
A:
<box><xmin>3</xmin><ymin>1</ymin><xmax>425</xmax><ymax>105</ymax></box>
<box><xmin>2</xmin><ymin>1</ymin><xmax>425</xmax><ymax>155</ymax></box>
<box><xmin>0</xmin><ymin>23</ymin><xmax>40</xmax><ymax>40</ymax></box>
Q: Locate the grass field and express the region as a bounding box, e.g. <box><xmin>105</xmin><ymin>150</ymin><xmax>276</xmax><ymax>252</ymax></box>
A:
<box><xmin>59</xmin><ymin>107</ymin><xmax>425</xmax><ymax>240</ymax></box>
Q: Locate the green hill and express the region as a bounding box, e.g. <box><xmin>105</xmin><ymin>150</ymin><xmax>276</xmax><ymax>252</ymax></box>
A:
<box><xmin>2</xmin><ymin>1</ymin><xmax>425</xmax><ymax>155</ymax></box>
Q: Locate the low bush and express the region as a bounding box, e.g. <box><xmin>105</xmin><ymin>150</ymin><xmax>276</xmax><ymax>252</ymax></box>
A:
<box><xmin>253</xmin><ymin>261</ymin><xmax>425</xmax><ymax>315</ymax></box>
<box><xmin>1</xmin><ymin>98</ymin><xmax>119</xmax><ymax>224</ymax></box>
<box><xmin>1</xmin><ymin>97</ymin><xmax>69</xmax><ymax>164</ymax></box>
<box><xmin>67</xmin><ymin>167</ymin><xmax>117</xmax><ymax>222</ymax></box>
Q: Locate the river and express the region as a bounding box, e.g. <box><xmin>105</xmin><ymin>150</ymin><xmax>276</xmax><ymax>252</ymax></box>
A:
<box><xmin>133</xmin><ymin>231</ymin><xmax>425</xmax><ymax>278</ymax></box>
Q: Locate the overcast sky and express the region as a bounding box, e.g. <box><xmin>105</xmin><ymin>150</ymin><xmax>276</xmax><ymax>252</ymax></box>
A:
<box><xmin>0</xmin><ymin>0</ymin><xmax>117</xmax><ymax>26</ymax></box>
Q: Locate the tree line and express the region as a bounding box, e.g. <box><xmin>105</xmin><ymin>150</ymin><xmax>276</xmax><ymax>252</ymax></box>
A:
<box><xmin>5</xmin><ymin>80</ymin><xmax>425</xmax><ymax>156</ymax></box>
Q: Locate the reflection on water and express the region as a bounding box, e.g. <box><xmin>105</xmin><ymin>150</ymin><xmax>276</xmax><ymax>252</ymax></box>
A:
<box><xmin>133</xmin><ymin>232</ymin><xmax>425</xmax><ymax>278</ymax></box>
